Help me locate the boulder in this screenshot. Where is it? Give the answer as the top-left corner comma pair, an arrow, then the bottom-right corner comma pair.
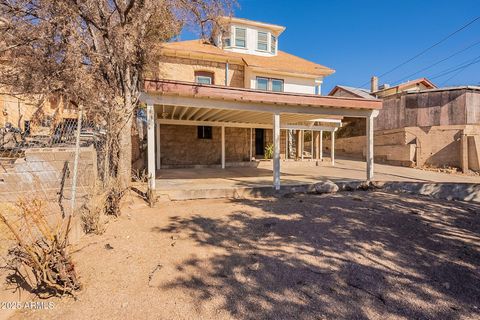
314,180 -> 339,194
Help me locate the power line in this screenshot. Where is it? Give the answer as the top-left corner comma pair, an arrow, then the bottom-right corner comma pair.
359,15 -> 480,87
429,54 -> 480,80
391,39 -> 480,85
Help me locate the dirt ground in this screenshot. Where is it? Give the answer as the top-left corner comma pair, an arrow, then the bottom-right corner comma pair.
3,191 -> 480,320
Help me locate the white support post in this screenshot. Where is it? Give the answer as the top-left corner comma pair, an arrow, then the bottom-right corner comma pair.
250,128 -> 253,161
331,130 -> 335,166
285,130 -> 287,160
366,115 -> 374,181
301,130 -> 304,161
147,104 -> 156,190
155,121 -> 161,169
320,130 -> 323,161
273,113 -> 281,190
221,126 -> 225,169
310,130 -> 314,160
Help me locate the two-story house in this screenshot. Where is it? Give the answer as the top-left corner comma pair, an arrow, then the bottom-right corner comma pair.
141,17 -> 382,190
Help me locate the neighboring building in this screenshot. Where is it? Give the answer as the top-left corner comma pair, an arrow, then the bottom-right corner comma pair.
141,17 -> 382,190
329,78 -> 480,172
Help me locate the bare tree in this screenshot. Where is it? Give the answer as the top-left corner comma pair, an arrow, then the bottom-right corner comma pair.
0,0 -> 234,189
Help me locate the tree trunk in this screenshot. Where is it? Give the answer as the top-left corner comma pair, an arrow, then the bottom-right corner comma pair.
117,110 -> 133,190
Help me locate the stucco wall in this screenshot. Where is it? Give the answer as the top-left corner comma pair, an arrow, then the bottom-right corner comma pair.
155,56 -> 245,88
245,69 -> 317,94
375,89 -> 480,131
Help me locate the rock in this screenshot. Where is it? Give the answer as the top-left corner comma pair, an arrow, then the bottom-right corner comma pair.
104,243 -> 114,250
314,181 -> 339,194
248,262 -> 261,271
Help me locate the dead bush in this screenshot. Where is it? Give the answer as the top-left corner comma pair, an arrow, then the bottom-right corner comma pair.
0,199 -> 81,297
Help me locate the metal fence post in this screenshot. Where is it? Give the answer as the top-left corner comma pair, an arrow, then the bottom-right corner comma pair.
70,105 -> 83,215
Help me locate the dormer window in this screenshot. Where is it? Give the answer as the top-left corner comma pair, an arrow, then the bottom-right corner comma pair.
235,27 -> 246,48
271,35 -> 277,54
257,31 -> 268,51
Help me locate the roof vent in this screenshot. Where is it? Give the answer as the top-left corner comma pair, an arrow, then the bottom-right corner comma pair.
379,84 -> 390,90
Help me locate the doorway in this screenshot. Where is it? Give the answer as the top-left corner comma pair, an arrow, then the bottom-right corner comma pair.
255,128 -> 265,156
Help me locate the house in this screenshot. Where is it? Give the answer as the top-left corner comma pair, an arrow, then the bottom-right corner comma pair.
329,78 -> 480,171
141,17 -> 382,190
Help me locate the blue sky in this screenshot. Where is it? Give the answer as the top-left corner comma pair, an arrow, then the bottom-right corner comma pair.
181,0 -> 480,94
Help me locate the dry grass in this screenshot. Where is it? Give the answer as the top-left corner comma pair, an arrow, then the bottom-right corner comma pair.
0,198 -> 81,297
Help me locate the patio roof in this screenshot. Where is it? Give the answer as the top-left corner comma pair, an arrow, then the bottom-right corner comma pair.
141,80 -> 381,191
141,80 -> 382,125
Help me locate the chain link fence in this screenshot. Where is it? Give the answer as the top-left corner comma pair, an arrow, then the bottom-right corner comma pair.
0,98 -> 111,255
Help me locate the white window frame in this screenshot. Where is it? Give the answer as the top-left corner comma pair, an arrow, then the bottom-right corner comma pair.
257,31 -> 269,51
270,34 -> 277,54
195,75 -> 212,85
256,77 -> 284,92
234,27 -> 247,48
256,77 -> 269,91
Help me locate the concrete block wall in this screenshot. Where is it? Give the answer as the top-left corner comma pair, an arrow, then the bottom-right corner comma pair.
328,125 -> 480,170
0,146 -> 97,202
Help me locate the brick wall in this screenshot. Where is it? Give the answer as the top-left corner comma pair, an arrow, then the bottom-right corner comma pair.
154,56 -> 245,88
158,125 -> 288,167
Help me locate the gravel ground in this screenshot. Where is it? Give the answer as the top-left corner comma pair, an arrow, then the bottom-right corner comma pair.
4,191 -> 480,320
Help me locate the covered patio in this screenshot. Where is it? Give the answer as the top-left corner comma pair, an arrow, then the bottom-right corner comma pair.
141,80 -> 382,192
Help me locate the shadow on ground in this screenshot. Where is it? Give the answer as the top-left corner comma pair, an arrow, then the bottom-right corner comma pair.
153,192 -> 480,319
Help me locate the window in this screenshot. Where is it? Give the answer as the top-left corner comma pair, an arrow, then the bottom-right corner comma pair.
256,77 -> 284,92
271,79 -> 284,92
195,71 -> 214,85
257,31 -> 268,51
271,35 -> 277,54
223,37 -> 231,48
197,126 -> 212,139
256,77 -> 269,91
235,27 -> 246,48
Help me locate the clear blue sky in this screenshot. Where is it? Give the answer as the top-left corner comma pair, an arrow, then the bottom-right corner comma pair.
181,0 -> 480,94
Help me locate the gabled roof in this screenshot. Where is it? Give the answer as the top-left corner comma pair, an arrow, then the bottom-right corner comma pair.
374,78 -> 437,95
159,40 -> 335,78
328,85 -> 376,100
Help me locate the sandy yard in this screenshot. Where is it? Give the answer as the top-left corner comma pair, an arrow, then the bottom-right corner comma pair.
2,191 -> 480,320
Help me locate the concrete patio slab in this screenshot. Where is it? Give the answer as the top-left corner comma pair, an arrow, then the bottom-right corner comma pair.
155,158 -> 480,200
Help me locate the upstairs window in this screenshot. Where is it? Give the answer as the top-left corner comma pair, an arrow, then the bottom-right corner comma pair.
195,71 -> 214,85
256,77 -> 284,92
256,77 -> 269,91
257,31 -> 268,51
271,79 -> 284,92
223,37 -> 231,47
271,35 -> 277,54
235,27 -> 246,48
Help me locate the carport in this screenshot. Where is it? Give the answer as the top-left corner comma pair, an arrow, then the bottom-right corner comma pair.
140,80 -> 382,191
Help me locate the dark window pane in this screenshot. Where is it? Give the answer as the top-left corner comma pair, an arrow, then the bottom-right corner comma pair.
197,126 -> 212,139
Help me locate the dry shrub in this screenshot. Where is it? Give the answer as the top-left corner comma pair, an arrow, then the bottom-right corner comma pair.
80,187 -> 109,235
0,198 -> 81,297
